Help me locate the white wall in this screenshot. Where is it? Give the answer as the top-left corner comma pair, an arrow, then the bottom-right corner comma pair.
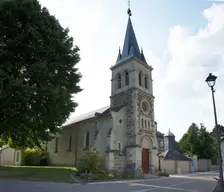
0,148 -> 15,166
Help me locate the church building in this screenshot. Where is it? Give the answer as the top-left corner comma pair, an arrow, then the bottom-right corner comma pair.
47,7 -> 165,174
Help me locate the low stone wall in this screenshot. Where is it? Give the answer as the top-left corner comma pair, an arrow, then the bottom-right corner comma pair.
198,159 -> 211,172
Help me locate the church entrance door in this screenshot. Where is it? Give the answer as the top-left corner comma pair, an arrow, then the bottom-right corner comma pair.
142,148 -> 149,173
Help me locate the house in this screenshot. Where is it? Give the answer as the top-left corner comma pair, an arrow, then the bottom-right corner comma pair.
159,130 -> 192,174
0,146 -> 22,166
47,8 -> 164,174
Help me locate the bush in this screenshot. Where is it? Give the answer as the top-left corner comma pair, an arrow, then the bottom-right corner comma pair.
158,172 -> 169,177
22,148 -> 43,166
78,148 -> 101,173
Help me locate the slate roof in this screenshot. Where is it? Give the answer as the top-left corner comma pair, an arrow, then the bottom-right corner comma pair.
63,107 -> 164,138
159,149 -> 191,161
164,129 -> 175,137
116,16 -> 147,64
156,131 -> 164,137
63,106 -> 110,127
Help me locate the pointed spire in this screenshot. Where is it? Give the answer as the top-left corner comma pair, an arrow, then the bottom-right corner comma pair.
116,46 -> 122,63
141,47 -> 147,63
120,16 -> 141,61
115,4 -> 147,64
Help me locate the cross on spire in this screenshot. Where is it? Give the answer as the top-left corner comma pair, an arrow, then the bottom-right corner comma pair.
127,0 -> 132,17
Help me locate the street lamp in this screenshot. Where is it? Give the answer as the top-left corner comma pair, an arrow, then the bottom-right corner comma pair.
205,73 -> 224,191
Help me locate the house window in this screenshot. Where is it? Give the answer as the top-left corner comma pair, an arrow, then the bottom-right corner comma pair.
138,72 -> 142,86
141,119 -> 144,128
84,132 -> 90,149
68,136 -> 72,151
55,137 -> 59,153
144,76 -> 148,89
125,71 -> 129,86
117,74 -> 121,89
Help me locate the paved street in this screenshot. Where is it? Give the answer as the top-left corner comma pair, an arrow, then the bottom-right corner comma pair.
0,172 -> 218,192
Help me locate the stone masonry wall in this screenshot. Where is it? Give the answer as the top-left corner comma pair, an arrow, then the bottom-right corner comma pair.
110,90 -> 135,146
136,89 -> 156,147
137,89 -> 154,128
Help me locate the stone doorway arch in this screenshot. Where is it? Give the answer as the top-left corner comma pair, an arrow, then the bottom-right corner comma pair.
141,136 -> 153,173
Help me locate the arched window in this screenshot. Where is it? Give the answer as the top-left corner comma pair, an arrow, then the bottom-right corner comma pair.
117,74 -> 121,89
144,76 -> 148,89
138,72 -> 142,86
125,71 -> 129,86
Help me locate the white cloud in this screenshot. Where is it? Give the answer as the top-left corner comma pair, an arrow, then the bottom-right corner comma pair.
154,4 -> 224,140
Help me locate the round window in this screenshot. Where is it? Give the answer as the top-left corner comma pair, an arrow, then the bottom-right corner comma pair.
142,101 -> 148,113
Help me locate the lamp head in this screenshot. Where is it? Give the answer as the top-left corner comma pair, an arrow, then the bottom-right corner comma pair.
205,73 -> 217,88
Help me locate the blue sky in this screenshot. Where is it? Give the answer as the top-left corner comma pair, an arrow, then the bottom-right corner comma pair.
39,0 -> 224,141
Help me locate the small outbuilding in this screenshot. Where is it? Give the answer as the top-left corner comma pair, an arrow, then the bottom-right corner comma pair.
0,146 -> 22,166
159,130 -> 192,174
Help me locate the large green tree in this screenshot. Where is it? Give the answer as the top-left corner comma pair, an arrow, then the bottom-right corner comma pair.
0,0 -> 82,148
210,124 -> 224,163
178,123 -> 214,159
211,124 -> 224,137
197,123 -> 214,158
178,123 -> 199,155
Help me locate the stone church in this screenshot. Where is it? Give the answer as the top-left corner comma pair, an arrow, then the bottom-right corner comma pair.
47,8 -> 166,174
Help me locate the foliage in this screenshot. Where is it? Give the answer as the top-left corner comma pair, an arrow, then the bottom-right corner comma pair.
21,147 -> 43,166
0,0 -> 82,148
78,148 -> 101,173
178,123 -> 200,156
210,124 -> 224,163
79,171 -> 135,181
197,124 -> 214,159
178,123 -> 216,159
211,125 -> 224,137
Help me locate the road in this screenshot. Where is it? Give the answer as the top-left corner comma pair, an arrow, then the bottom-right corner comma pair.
0,172 -> 218,192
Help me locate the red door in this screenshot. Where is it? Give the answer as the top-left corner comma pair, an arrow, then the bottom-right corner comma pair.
142,148 -> 149,173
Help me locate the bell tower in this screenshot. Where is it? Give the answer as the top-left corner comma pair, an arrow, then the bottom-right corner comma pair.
109,5 -> 158,172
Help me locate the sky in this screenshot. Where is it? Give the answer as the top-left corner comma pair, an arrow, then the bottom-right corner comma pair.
39,0 -> 224,141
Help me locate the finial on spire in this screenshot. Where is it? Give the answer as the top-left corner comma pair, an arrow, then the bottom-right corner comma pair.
127,0 -> 132,17
141,46 -> 143,54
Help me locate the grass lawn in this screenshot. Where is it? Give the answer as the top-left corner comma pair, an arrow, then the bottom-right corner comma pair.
0,166 -> 78,183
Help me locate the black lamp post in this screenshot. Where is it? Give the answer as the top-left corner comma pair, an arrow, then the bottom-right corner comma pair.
205,73 -> 223,191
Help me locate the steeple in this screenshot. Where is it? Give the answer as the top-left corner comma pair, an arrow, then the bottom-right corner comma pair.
116,4 -> 147,64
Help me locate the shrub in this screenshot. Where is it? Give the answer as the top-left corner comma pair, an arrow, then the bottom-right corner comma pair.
78,148 -> 101,173
158,172 -> 169,177
22,148 -> 43,166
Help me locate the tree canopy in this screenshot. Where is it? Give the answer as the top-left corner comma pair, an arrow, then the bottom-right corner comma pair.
0,0 -> 82,148
211,124 -> 224,137
178,123 -> 215,159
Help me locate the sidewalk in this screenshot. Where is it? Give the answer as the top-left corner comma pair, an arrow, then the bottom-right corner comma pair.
170,171 -> 218,177
169,171 -> 218,181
